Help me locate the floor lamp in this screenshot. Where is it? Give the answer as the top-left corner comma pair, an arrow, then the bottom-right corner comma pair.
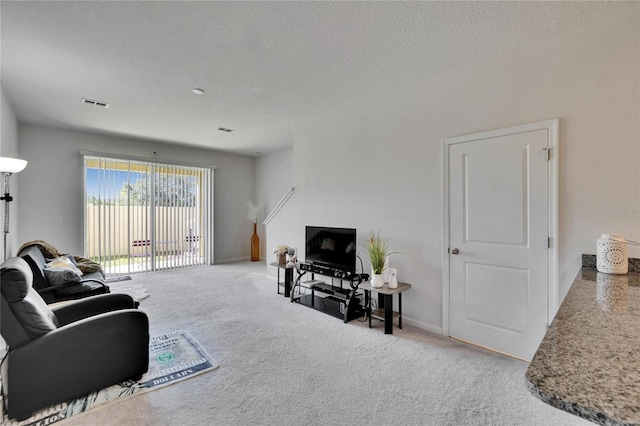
0,157 -> 28,261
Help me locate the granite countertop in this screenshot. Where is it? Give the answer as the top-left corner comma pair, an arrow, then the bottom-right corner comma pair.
526,266 -> 640,425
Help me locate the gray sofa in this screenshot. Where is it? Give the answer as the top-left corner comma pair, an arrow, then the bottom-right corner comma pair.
18,245 -> 109,304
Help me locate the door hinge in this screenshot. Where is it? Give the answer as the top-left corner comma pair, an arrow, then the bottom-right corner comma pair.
547,237 -> 551,249
539,147 -> 550,161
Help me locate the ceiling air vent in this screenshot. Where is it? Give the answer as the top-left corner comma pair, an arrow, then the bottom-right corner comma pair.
218,127 -> 233,133
81,98 -> 110,109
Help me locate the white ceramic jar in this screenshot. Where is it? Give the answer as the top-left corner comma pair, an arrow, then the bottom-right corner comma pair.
596,234 -> 628,274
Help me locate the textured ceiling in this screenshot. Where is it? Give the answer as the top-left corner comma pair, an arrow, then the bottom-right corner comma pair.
1,1 -> 635,156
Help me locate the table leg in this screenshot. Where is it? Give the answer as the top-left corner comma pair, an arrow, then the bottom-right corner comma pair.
384,294 -> 393,334
284,268 -> 292,298
366,290 -> 371,328
277,267 -> 281,295
399,293 -> 402,329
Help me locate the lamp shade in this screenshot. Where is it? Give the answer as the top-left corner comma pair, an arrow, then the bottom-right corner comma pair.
0,157 -> 27,174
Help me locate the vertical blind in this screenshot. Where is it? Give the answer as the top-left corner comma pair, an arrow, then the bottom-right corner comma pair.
83,154 -> 213,277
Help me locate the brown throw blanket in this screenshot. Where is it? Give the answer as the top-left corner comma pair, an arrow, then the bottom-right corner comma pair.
18,240 -> 105,278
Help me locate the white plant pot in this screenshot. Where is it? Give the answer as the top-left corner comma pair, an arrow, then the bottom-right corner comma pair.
371,273 -> 385,288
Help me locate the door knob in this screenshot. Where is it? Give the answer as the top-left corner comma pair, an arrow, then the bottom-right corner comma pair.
450,248 -> 459,255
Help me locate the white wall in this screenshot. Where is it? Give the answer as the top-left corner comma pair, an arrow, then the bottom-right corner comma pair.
0,86 -> 21,259
255,148 -> 293,263
262,8 -> 640,332
17,124 -> 256,262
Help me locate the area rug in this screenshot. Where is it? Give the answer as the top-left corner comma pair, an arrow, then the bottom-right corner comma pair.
3,330 -> 218,426
106,276 -> 150,302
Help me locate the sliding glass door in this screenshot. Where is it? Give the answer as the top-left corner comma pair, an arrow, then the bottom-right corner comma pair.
84,154 -> 213,277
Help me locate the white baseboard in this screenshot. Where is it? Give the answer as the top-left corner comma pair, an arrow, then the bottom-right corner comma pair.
402,317 -> 443,335
214,256 -> 251,264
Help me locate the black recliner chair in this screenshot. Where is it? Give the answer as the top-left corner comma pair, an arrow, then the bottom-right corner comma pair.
18,244 -> 110,304
0,257 -> 149,421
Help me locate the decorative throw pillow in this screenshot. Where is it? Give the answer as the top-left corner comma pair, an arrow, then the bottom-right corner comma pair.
43,268 -> 81,287
46,256 -> 84,276
44,256 -> 83,286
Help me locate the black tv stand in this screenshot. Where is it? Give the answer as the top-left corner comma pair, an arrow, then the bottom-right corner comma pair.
310,282 -> 351,297
291,263 -> 366,323
298,262 -> 358,280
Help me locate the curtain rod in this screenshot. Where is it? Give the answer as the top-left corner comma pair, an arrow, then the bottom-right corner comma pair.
79,150 -> 216,170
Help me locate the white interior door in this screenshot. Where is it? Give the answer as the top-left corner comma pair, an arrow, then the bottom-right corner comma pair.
446,122 -> 555,361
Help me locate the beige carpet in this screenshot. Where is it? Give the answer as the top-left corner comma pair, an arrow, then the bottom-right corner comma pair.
57,261 -> 589,426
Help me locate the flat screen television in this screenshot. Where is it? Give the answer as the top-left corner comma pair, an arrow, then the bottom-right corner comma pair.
305,226 -> 356,272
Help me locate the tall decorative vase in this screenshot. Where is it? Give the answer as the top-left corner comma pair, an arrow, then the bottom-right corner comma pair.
251,223 -> 259,261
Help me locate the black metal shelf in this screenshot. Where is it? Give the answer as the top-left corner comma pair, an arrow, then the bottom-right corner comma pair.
291,267 -> 365,323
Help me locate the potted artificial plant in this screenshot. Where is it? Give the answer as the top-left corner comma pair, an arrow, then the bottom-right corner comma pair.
364,231 -> 398,288
273,244 -> 289,265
